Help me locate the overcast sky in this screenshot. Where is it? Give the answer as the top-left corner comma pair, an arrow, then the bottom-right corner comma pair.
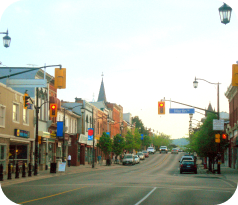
1,0 -> 238,140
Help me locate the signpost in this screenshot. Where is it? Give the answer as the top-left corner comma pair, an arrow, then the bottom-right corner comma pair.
169,108 -> 195,114
213,119 -> 224,131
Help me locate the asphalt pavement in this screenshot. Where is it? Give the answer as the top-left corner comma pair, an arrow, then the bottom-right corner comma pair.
1,157 -> 238,187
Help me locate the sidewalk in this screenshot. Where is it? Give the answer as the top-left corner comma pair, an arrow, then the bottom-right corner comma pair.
0,161 -> 122,187
197,159 -> 238,183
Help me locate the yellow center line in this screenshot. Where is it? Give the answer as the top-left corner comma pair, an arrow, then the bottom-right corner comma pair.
19,186 -> 88,204
139,154 -> 170,173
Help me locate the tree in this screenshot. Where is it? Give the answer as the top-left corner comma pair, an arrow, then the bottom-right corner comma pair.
97,132 -> 112,161
112,134 -> 125,162
133,129 -> 142,151
125,130 -> 134,153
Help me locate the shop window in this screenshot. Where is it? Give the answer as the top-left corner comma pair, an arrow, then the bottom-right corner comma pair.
0,105 -> 6,127
13,103 -> 20,122
0,144 -> 6,171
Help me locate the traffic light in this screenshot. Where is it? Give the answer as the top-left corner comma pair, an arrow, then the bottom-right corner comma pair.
158,101 -> 165,114
232,64 -> 238,86
50,103 -> 57,117
23,94 -> 30,109
54,68 -> 66,89
222,133 -> 227,140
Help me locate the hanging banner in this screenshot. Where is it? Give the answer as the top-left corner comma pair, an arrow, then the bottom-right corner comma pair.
57,121 -> 64,137
88,128 -> 94,140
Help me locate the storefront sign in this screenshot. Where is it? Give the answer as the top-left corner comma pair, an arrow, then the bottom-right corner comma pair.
50,131 -> 57,138
78,134 -> 87,144
95,135 -> 100,140
58,162 -> 66,172
14,129 -> 30,138
38,131 -> 50,138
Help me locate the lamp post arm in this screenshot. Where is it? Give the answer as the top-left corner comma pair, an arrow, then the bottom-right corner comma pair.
195,78 -> 221,85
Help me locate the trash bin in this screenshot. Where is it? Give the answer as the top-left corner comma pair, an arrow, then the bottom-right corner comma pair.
50,163 -> 57,173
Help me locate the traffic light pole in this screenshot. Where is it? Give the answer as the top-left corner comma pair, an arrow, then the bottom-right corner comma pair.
34,87 -> 39,175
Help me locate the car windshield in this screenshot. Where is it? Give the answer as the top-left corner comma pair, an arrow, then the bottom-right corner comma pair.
143,151 -> 147,153
160,146 -> 167,148
124,155 -> 133,158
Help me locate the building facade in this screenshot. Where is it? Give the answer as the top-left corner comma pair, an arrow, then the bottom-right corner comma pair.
0,82 -> 34,174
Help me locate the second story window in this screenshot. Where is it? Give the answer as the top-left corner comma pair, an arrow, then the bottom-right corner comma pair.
0,105 -> 6,128
23,109 -> 29,125
13,103 -> 19,123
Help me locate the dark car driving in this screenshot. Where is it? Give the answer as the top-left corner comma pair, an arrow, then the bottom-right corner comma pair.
180,160 -> 197,174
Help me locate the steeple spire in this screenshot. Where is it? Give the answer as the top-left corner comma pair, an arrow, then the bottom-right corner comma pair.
97,72 -> 107,103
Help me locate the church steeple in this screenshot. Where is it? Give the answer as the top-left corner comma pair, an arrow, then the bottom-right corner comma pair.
97,72 -> 107,103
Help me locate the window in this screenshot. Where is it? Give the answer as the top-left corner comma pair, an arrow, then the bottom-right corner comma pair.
0,144 -> 7,171
13,102 -> 20,122
23,108 -> 29,125
0,105 -> 6,127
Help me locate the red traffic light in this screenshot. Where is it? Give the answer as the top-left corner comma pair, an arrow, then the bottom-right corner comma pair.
51,105 -> 56,110
222,134 -> 227,140
159,103 -> 164,107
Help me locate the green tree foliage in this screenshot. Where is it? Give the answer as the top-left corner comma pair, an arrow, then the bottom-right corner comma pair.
132,116 -> 149,136
97,132 -> 112,159
112,134 -> 125,157
133,129 -> 142,151
125,130 -> 134,153
151,133 -> 171,150
142,135 -> 151,149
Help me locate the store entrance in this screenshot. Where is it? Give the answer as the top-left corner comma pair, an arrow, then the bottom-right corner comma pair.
9,144 -> 28,169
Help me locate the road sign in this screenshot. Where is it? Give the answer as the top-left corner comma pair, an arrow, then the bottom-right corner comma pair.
213,119 -> 224,131
169,108 -> 195,114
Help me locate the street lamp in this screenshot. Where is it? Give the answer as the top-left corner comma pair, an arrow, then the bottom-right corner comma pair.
193,77 -> 221,174
219,3 -> 232,25
0,29 -> 11,48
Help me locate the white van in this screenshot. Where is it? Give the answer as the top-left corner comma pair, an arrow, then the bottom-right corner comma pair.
147,147 -> 155,154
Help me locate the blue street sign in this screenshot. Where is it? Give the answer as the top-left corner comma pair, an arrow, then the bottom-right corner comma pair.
169,108 -> 195,114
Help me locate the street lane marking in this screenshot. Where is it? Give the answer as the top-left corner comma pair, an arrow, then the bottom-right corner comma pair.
18,186 -> 88,204
134,187 -> 157,205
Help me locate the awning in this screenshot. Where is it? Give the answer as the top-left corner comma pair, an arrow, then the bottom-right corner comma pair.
38,131 -> 50,138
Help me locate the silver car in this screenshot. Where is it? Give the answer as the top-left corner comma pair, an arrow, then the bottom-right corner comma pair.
122,154 -> 136,165
134,155 -> 140,164
137,152 -> 145,160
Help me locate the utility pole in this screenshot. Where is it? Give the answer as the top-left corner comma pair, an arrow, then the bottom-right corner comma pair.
34,87 -> 39,175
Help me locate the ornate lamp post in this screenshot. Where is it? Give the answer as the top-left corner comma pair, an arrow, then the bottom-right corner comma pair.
0,29 -> 11,48
193,77 -> 221,174
219,3 -> 232,25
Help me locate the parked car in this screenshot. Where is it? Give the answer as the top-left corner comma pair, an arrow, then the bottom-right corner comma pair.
171,148 -> 179,154
134,155 -> 140,164
137,152 -> 145,160
179,156 -> 194,166
147,147 -> 155,154
180,160 -> 197,174
159,146 -> 168,154
122,154 -> 136,165
142,151 -> 149,158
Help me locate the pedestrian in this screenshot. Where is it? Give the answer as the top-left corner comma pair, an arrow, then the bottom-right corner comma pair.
98,155 -> 101,165
67,154 -> 71,167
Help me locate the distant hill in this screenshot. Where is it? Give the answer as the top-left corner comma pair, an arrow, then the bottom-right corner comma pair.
172,138 -> 189,146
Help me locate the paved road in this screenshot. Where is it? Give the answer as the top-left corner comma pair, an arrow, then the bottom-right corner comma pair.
2,152 -> 237,205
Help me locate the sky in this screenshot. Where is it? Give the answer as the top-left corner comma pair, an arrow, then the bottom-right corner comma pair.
1,0 -> 238,141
